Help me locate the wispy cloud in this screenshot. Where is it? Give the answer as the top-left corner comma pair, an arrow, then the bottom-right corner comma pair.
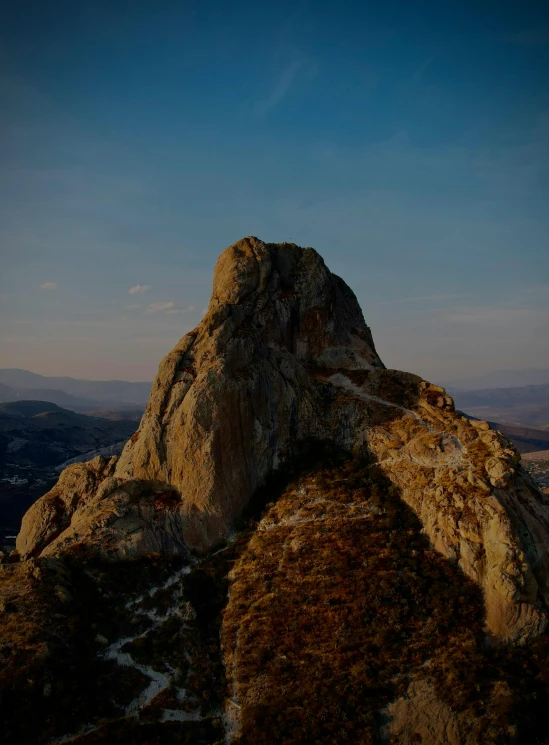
40,281 -> 57,289
378,292 -> 466,306
411,54 -> 436,84
124,304 -> 141,310
146,301 -> 175,313
307,107 -> 549,202
166,305 -> 195,315
128,284 -> 151,295
146,302 -> 195,315
256,59 -> 304,115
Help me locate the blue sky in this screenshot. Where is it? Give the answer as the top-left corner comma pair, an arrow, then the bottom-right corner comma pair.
1,0 -> 548,382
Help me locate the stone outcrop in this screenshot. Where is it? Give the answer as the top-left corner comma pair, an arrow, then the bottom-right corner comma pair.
17,455 -> 118,558
382,680 -> 480,745
112,237 -> 383,552
348,374 -> 549,644
16,237 -> 549,645
17,455 -> 188,561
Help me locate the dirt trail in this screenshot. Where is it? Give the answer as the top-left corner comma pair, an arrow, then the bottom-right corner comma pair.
49,562 -> 223,744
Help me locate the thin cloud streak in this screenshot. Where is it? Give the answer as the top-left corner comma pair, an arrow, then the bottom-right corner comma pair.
411,54 -> 436,84
146,301 -> 175,313
255,59 -> 304,115
40,281 -> 57,289
166,305 -> 195,315
376,293 -> 467,305
128,284 -> 151,295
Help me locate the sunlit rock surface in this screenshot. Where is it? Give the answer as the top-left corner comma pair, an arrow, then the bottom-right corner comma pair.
18,237 -> 549,648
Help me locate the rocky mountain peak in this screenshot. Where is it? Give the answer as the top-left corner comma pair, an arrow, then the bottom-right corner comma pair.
6,237 -> 549,744
110,236 -> 385,549
207,236 -> 382,369
15,237 -> 549,650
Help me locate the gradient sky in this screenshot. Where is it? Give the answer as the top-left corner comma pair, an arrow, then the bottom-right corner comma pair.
1,0 -> 548,384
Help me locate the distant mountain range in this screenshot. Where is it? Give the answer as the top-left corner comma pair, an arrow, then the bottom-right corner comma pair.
0,400 -> 137,535
452,383 -> 549,429
2,367 -> 549,429
444,368 -> 549,390
454,384 -> 549,407
0,400 -> 137,470
0,369 -> 151,412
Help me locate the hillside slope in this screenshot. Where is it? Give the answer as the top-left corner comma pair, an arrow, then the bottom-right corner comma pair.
453,384 -> 549,429
0,402 -> 136,539
0,401 -> 136,470
0,370 -> 151,406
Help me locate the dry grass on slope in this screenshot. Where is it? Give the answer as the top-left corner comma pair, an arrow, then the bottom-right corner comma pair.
0,555 -> 188,745
222,446 -> 549,745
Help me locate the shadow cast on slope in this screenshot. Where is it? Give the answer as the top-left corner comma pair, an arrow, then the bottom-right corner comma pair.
221,442 -> 549,745
2,441 -> 549,745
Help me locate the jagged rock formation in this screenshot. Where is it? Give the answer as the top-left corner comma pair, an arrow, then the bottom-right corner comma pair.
112,237 -> 384,551
19,237 -> 383,558
5,236 -> 549,744
17,455 -> 188,561
17,237 -> 549,649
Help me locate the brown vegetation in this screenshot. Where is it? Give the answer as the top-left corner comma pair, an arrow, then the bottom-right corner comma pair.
3,441 -> 549,744
0,556 -> 155,744
222,445 -> 549,745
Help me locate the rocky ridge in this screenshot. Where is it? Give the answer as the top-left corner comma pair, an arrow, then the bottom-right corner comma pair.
4,237 -> 549,744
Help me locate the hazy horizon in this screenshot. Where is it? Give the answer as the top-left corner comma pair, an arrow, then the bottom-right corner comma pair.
3,355 -> 549,390
2,1 -> 548,382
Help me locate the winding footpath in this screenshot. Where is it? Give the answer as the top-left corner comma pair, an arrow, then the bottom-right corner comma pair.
49,563 -> 212,744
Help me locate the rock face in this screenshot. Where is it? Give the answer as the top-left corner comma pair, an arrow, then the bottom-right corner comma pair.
16,237 -> 549,646
113,237 -> 383,551
382,680 -> 480,745
17,455 -> 188,561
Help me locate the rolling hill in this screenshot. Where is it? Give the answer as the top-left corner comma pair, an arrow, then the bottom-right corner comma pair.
0,400 -> 136,470
0,369 -> 151,406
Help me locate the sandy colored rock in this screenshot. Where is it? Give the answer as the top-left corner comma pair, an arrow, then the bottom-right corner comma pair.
17,455 -> 118,558
16,237 -> 549,644
382,680 -> 478,745
114,237 -> 383,551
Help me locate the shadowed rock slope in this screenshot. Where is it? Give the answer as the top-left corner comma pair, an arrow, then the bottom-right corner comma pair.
4,237 -> 549,744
